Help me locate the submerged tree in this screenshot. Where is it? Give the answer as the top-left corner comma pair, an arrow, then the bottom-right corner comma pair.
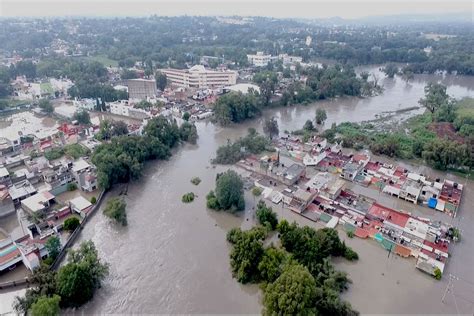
263,117 -> 279,139
103,197 -> 127,226
382,63 -> 399,78
316,108 -> 327,125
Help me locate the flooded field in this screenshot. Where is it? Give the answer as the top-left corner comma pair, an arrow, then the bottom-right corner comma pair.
0,111 -> 58,141
1,67 -> 473,314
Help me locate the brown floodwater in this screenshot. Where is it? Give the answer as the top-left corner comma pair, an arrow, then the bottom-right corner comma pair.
2,67 -> 474,314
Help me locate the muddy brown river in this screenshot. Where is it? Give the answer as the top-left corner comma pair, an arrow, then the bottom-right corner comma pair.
2,66 -> 474,314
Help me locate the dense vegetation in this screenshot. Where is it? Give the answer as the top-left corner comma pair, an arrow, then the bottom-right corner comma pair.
213,91 -> 261,125
1,17 -> 471,77
327,90 -> 473,171
226,202 -> 359,315
14,241 -> 108,314
63,217 -> 80,231
213,128 -> 272,164
92,116 -> 196,189
206,170 -> 245,212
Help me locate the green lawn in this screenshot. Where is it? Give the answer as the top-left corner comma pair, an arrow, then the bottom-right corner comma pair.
40,82 -> 54,94
455,97 -> 474,117
86,55 -> 119,67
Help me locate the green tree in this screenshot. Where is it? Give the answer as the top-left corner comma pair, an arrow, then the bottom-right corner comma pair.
228,227 -> 266,283
401,67 -> 414,83
103,197 -> 127,226
179,121 -> 198,144
55,241 -> 109,307
258,247 -> 289,283
63,217 -> 80,231
382,63 -> 399,78
256,200 -> 278,230
263,264 -> 317,316
14,265 -> 57,314
182,111 -> 191,121
67,182 -> 77,191
263,117 -> 279,139
213,92 -> 260,125
419,83 -> 450,116
155,71 -> 168,91
73,110 -> 91,125
303,119 -> 316,131
30,295 -> 61,316
214,170 -> 245,211
316,108 -> 327,125
39,99 -> 54,114
45,236 -> 61,261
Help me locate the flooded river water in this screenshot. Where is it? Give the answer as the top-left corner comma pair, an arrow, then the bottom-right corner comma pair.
2,67 -> 474,314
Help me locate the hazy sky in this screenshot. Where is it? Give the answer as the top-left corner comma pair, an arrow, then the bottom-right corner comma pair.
0,0 -> 471,19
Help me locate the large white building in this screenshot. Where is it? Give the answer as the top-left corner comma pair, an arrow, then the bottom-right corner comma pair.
109,100 -> 150,120
160,65 -> 237,88
247,52 -> 274,67
247,52 -> 302,67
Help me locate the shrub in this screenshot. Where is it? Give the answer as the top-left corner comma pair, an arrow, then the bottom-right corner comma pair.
190,177 -> 201,185
182,192 -> 195,203
63,217 -> 80,232
346,231 -> 354,238
67,183 -> 77,191
434,267 -> 442,280
256,201 -> 278,230
44,148 -> 65,161
343,247 -> 359,261
90,196 -> 97,204
252,187 -> 263,196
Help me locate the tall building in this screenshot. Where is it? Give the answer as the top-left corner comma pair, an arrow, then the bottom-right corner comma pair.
247,52 -> 274,67
161,65 -> 237,88
126,79 -> 157,100
306,36 -> 312,46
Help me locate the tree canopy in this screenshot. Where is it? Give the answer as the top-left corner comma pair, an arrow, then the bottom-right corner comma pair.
213,170 -> 245,212
263,264 -> 317,316
103,197 -> 127,226
263,117 -> 279,139
29,295 -> 61,316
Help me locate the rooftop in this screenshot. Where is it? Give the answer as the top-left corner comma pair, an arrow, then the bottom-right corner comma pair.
21,191 -> 55,213
69,195 -> 92,211
72,159 -> 91,173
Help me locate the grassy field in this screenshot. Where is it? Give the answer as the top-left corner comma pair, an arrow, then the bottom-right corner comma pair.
455,97 -> 474,118
86,55 -> 119,67
40,82 -> 54,94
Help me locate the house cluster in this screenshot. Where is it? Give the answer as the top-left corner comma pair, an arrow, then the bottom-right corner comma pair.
279,135 -> 464,217
0,137 -> 99,276
235,135 -> 461,278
